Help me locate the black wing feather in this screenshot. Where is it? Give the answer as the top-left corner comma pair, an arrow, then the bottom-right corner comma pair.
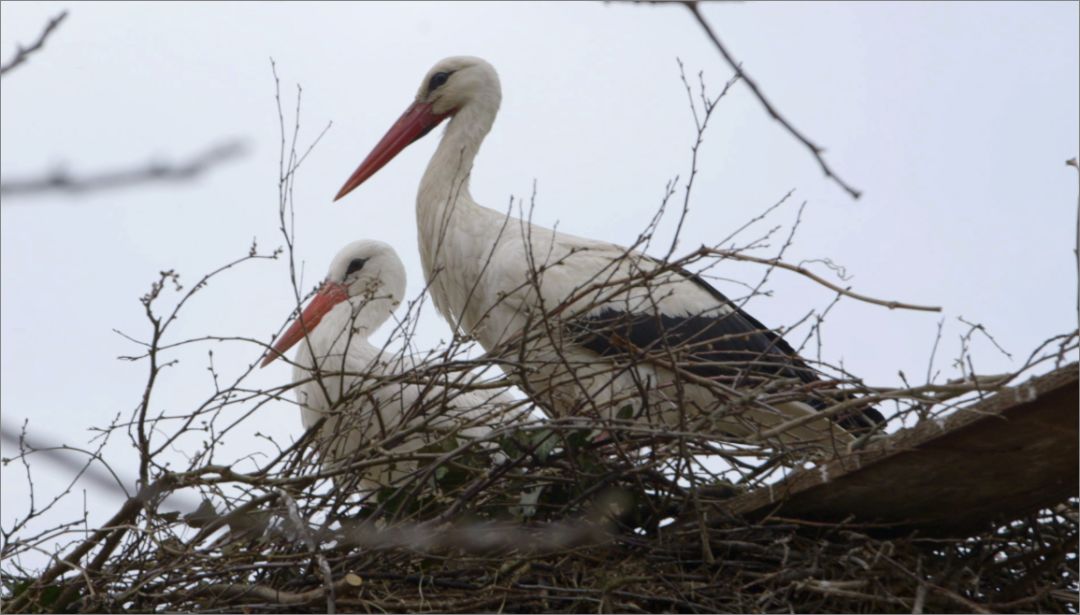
568,264 -> 884,431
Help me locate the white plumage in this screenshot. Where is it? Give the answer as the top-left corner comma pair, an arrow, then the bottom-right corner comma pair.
262,240 -> 521,491
335,57 -> 877,447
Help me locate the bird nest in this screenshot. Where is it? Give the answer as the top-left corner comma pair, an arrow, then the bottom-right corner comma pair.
3,205 -> 1077,613
4,488 -> 1077,614
3,383 -> 1077,613
3,217 -> 1078,613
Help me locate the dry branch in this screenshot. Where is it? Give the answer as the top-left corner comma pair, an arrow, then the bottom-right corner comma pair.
0,11 -> 68,77
705,248 -> 942,312
0,142 -> 246,198
682,1 -> 863,199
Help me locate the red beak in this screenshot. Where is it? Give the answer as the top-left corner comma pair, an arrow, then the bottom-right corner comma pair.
333,101 -> 451,202
260,282 -> 349,368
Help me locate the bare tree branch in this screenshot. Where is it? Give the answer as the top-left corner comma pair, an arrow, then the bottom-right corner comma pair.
0,425 -> 132,499
0,11 -> 68,78
704,248 -> 942,312
0,142 -> 246,198
682,1 -> 863,200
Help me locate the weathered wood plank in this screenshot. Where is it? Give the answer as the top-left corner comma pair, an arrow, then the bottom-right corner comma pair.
723,363 -> 1079,537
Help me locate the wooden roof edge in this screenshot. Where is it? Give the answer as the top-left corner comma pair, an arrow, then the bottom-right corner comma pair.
908,362 -> 1077,438
724,362 -> 1079,517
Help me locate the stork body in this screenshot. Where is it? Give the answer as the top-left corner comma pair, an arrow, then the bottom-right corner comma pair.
263,240 -> 520,490
335,58 -> 879,446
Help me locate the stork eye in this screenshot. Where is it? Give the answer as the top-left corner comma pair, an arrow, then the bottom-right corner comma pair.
345,258 -> 367,276
427,71 -> 451,93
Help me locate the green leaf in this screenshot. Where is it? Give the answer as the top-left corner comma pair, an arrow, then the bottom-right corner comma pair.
39,585 -> 62,607
158,510 -> 181,523
375,486 -> 407,517
184,499 -> 219,528
376,486 -> 400,504
441,436 -> 460,453
227,510 -> 272,539
3,579 -> 30,599
498,434 -> 525,459
616,404 -> 635,420
567,430 -> 591,449
531,429 -> 558,462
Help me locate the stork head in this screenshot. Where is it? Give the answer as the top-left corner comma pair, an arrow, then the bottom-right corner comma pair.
334,56 -> 501,201
415,56 -> 500,117
261,240 -> 406,367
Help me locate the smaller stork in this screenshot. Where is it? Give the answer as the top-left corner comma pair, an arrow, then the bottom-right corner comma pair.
262,240 -> 521,491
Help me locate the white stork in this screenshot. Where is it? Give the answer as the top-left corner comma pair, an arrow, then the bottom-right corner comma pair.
262,239 -> 521,490
333,57 -> 880,447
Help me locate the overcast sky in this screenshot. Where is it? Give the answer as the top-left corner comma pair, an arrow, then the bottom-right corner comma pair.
2,1 -> 1078,553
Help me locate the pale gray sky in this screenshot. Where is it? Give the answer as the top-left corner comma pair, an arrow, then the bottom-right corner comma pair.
2,1 -> 1078,551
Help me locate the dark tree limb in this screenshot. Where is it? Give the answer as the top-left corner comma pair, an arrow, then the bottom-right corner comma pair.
683,1 -> 863,200
0,142 -> 246,199
0,11 -> 69,78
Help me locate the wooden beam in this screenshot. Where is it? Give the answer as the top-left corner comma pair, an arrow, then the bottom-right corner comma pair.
722,363 -> 1079,537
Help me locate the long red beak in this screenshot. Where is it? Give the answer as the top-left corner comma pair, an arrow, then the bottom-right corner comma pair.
333,101 -> 451,202
260,282 -> 349,368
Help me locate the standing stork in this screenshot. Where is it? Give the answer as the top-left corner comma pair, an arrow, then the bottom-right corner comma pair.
262,239 -> 521,490
333,57 -> 880,447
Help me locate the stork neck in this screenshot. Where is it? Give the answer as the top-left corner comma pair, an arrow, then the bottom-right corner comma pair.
415,94 -> 501,326
418,98 -> 496,215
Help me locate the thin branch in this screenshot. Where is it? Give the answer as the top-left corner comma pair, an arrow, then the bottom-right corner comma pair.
683,1 -> 863,199
704,248 -> 942,312
0,141 -> 246,198
0,11 -> 68,77
0,425 -> 132,499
